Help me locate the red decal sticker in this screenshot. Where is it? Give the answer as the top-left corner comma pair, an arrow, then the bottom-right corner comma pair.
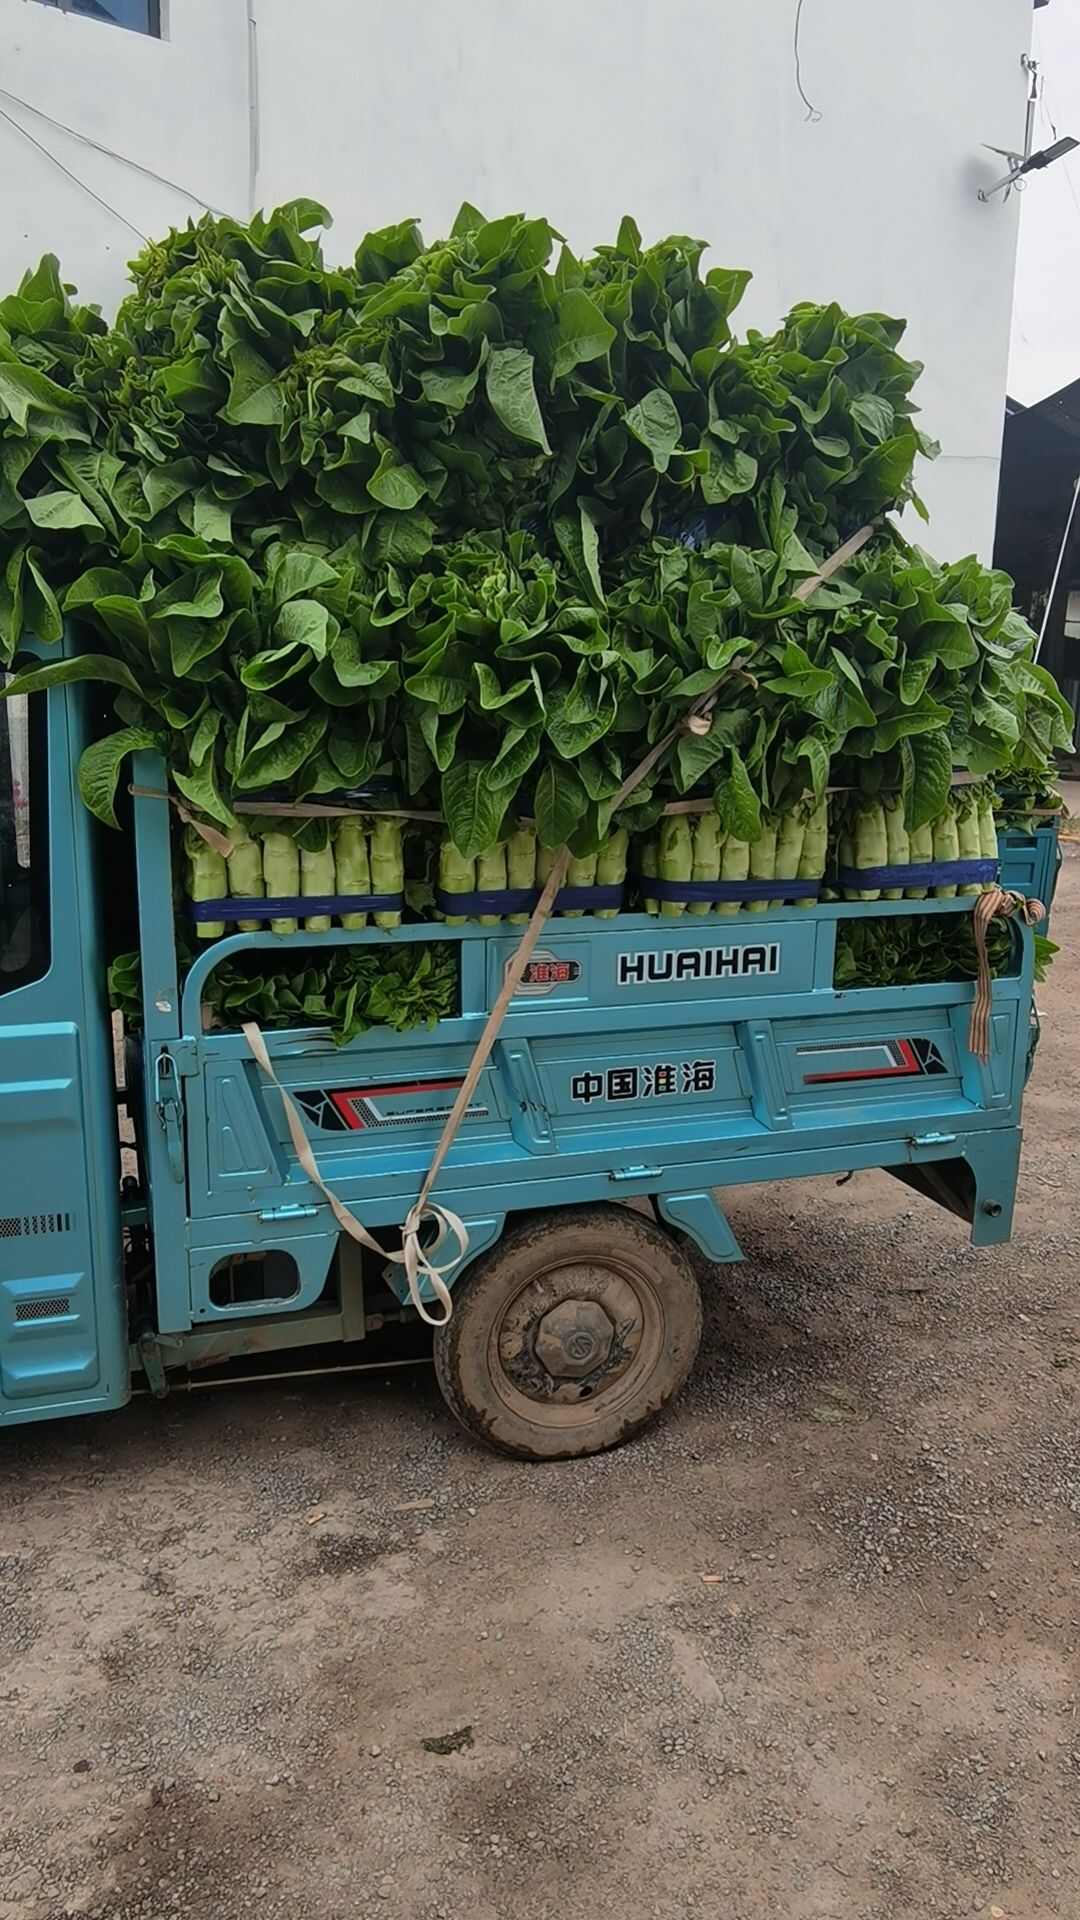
329,1077 -> 465,1129
803,1038 -> 921,1085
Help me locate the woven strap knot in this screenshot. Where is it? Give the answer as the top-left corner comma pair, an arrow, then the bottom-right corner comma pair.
969,888 -> 1045,1061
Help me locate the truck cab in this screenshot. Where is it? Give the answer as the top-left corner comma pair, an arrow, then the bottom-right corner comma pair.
0,669 -> 127,1420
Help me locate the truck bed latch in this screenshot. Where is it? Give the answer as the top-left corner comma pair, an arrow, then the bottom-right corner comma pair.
153,1049 -> 185,1185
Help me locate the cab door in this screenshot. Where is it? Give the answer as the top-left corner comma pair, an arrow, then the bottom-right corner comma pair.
0,666 -> 129,1422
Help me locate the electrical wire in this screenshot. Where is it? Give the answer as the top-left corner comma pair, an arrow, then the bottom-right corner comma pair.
1040,84 -> 1080,230
793,0 -> 822,123
0,84 -> 231,217
0,101 -> 149,242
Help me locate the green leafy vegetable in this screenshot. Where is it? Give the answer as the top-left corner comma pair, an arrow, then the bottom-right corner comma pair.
834,915 -> 1057,989
112,941 -> 457,1046
0,199 -> 1066,905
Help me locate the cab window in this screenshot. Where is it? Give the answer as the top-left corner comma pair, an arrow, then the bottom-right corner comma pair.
0,680 -> 49,992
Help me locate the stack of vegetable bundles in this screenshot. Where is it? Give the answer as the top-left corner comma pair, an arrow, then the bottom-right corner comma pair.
831,783 -> 999,901
635,798 -> 827,916
186,815 -> 404,936
0,199 -> 1070,941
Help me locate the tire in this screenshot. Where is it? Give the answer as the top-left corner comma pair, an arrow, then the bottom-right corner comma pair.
433,1204 -> 704,1461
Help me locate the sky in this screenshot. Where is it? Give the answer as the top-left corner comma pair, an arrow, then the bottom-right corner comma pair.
1009,3 -> 1080,404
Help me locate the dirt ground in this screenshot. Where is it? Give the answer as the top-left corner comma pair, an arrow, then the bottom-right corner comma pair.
3,833 -> 1080,1920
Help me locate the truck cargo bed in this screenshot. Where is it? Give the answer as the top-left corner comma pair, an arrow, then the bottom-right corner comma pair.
136,901 -> 1033,1332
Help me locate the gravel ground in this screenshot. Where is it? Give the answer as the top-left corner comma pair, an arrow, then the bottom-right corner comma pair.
3,833 -> 1080,1920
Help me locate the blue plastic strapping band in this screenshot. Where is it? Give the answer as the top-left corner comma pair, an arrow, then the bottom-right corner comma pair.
434,884 -> 624,916
833,859 -> 999,889
190,892 -> 402,923
640,875 -> 820,903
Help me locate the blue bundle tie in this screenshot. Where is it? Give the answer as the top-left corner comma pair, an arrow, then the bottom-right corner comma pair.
656,506 -> 726,550
190,892 -> 402,923
434,883 -> 624,917
833,859 -> 999,890
640,875 -> 820,903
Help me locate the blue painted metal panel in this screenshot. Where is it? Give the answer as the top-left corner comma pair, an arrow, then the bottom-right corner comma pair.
997,824 -> 1060,931
189,1232 -> 337,1322
132,750 -> 192,1333
657,1192 -> 744,1264
485,918 -> 817,1007
0,646 -> 128,1423
381,1213 -> 505,1309
177,1122 -> 1018,1251
168,907 -> 1032,1331
1,1267 -> 100,1399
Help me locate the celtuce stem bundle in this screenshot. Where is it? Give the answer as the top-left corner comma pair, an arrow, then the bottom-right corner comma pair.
634,802 -> 827,917
189,819 -> 405,934
835,785 -> 1001,901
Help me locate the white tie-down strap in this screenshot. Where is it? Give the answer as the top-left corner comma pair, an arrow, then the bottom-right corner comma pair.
241,1022 -> 464,1326
235,517 -> 881,1336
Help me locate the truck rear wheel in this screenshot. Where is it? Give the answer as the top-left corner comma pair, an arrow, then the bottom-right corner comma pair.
432,1205 -> 703,1460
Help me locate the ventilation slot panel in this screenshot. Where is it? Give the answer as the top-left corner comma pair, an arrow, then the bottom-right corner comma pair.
14,1295 -> 72,1323
0,1212 -> 74,1239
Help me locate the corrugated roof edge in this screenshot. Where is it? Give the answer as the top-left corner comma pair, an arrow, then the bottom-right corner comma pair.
1007,378 -> 1080,447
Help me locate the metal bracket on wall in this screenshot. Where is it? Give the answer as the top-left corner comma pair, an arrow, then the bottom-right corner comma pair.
978,56 -> 1078,201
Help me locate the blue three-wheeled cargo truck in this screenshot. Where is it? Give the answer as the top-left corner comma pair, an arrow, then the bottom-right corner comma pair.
0,655 -> 1050,1458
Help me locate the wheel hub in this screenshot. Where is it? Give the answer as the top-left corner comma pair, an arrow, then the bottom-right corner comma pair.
497,1263 -> 648,1406
535,1299 -> 615,1379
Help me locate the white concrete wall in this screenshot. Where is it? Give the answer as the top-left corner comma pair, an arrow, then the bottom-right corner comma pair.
0,0 -> 1034,563
0,0 -> 249,313
251,0 -> 1034,564
1009,0 -> 1080,406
